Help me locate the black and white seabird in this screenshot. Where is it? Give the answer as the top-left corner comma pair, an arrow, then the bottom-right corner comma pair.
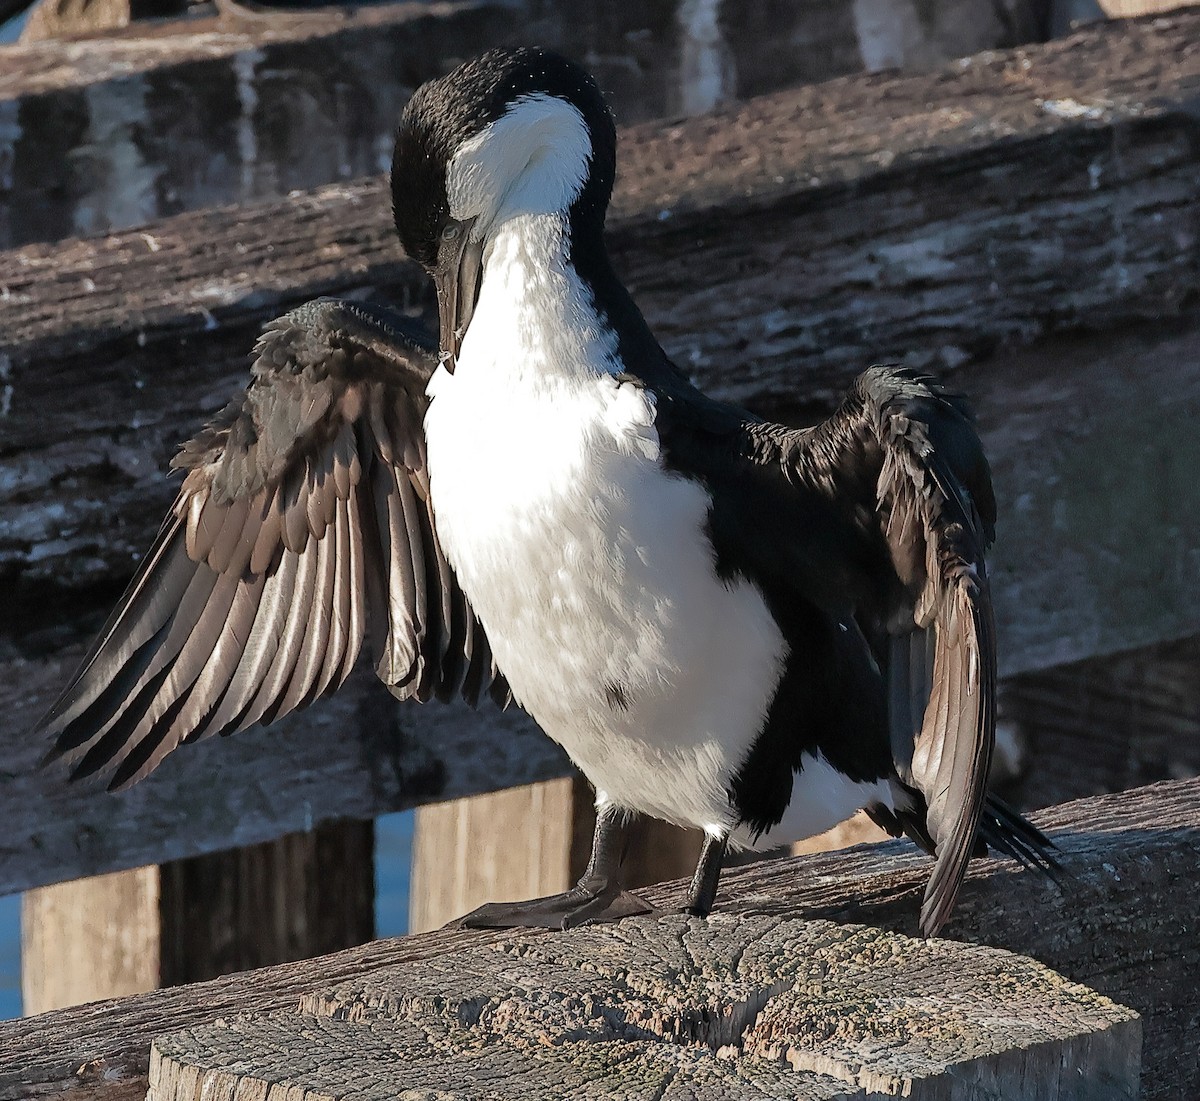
38,47 -> 1055,938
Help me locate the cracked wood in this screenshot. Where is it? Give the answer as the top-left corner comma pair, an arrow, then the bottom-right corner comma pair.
149,914 -> 1138,1100
5,776 -> 1196,1100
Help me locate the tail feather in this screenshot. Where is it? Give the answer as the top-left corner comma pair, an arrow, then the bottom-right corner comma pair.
868,790 -> 1063,935
978,795 -> 1064,885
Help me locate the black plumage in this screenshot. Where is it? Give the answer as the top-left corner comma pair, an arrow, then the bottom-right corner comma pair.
608,358 -> 1036,934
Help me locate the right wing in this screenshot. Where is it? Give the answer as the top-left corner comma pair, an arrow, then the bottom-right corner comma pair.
37,298 -> 505,790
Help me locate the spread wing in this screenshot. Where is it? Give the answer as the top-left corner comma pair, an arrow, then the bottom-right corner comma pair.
38,298 -> 505,790
775,366 -> 998,936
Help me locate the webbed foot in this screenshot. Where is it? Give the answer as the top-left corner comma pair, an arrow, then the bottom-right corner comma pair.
454,886 -> 653,930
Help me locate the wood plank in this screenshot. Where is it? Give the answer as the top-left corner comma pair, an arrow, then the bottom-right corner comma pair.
3,11 -> 1197,611
0,0 -> 1047,248
23,821 -> 374,1014
150,916 -> 1139,1100
409,779 -> 577,935
21,867 -> 160,1015
4,776 -> 1197,1101
19,0 -> 140,43
1101,0 -> 1193,13
1004,633 -> 1200,807
409,776 -> 706,933
0,655 -> 557,897
156,818 -> 375,986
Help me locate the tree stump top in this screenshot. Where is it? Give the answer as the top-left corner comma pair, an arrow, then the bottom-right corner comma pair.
149,912 -> 1139,1100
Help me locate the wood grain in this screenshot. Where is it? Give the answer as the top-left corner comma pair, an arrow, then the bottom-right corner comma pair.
5,777 -> 1197,1100
0,0 -> 1047,248
409,774 -> 708,933
149,914 -> 1139,1100
156,818 -> 375,986
409,780 -> 577,935
21,866 -> 160,1016
3,12 -> 1197,610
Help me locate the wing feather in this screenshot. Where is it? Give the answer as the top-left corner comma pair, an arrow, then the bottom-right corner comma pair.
776,365 -> 1002,936
38,299 -> 507,789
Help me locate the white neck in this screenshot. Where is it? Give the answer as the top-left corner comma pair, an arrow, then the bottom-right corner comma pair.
433,212 -> 620,396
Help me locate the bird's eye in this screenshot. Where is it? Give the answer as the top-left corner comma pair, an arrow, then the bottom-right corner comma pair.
441,222 -> 460,242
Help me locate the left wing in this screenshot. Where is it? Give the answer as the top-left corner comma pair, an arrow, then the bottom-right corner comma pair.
754,366 -> 1002,936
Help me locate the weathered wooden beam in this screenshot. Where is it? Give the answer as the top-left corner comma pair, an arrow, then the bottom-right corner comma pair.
2,13 -> 1198,896
0,652 -> 556,896
1004,632 -> 1200,806
0,0 -> 1048,248
3,777 -> 1198,1100
149,916 -> 1139,1101
3,11 -> 1197,610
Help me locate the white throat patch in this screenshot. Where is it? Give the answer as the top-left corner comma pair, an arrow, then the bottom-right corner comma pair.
446,93 -> 592,233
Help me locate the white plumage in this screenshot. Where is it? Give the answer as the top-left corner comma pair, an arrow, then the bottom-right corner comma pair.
425,208 -> 891,842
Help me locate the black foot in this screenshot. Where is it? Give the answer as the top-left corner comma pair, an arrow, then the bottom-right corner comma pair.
453,886 -> 654,931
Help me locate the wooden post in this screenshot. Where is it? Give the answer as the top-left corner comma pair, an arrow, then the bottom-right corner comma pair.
10,775 -> 1200,1100
409,780 -> 578,934
22,820 -> 373,1015
151,912 -> 1140,1100
410,776 -> 705,932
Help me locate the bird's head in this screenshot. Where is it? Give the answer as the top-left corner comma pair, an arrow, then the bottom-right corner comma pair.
391,47 -> 616,372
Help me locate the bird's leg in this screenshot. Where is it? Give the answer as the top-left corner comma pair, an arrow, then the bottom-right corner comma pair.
454,802 -> 654,930
682,832 -> 728,917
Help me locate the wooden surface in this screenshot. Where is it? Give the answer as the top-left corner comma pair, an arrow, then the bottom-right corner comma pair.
1004,633 -> 1200,808
3,13 -> 1199,896
157,818 -> 375,986
5,11 -> 1198,608
6,776 -> 1198,1100
24,820 -> 374,1013
0,0 -> 1047,248
150,915 -> 1139,1100
21,866 -> 160,1015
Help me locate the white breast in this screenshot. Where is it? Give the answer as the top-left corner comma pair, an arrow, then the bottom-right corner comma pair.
423,213 -> 879,840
